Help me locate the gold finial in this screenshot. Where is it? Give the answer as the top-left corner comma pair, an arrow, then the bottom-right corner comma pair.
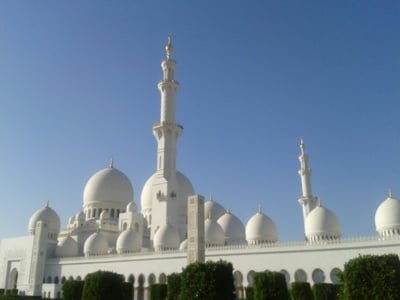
165,34 -> 173,59
389,188 -> 393,198
109,156 -> 114,168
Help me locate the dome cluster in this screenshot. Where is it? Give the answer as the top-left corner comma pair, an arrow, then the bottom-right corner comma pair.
375,191 -> 400,238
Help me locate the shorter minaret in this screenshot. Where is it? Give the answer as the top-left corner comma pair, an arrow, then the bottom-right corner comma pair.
298,139 -> 318,230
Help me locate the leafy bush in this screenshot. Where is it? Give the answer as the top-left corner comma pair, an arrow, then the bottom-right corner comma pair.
253,271 -> 289,300
312,283 -> 339,300
150,283 -> 167,300
245,287 -> 254,300
62,279 -> 84,300
289,281 -> 313,300
81,271 -> 124,300
166,273 -> 181,300
340,254 -> 400,300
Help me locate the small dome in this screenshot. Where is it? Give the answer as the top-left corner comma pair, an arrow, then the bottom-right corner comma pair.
76,211 -> 85,221
68,215 -> 76,225
28,204 -> 61,235
375,191 -> 400,236
153,223 -> 180,251
140,171 -> 194,214
83,231 -> 109,256
116,228 -> 141,254
179,239 -> 188,251
56,236 -> 79,257
305,205 -> 341,242
83,164 -> 133,208
246,209 -> 277,245
205,217 -> 225,247
204,195 -> 225,220
217,210 -> 246,245
126,202 -> 137,213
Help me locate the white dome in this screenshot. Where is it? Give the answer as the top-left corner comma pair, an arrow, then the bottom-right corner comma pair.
153,223 -> 180,251
179,239 -> 188,251
246,209 -> 277,245
204,195 -> 225,220
126,201 -> 137,213
305,205 -> 341,242
375,192 -> 400,236
56,236 -> 79,257
116,228 -> 141,254
76,211 -> 85,221
217,211 -> 246,245
28,204 -> 61,235
140,171 -> 194,214
205,217 -> 225,247
83,165 -> 133,208
83,231 -> 109,256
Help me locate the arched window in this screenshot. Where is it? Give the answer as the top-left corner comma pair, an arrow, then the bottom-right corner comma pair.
61,276 -> 66,284
111,209 -> 115,218
159,273 -> 167,284
312,268 -> 325,283
148,273 -> 156,285
247,270 -> 255,287
280,270 -> 290,287
77,276 -> 82,281
68,276 -> 74,281
123,223 -> 128,231
128,274 -> 135,284
54,276 -> 59,284
294,269 -> 307,282
92,209 -> 96,218
330,268 -> 341,284
47,276 -> 52,284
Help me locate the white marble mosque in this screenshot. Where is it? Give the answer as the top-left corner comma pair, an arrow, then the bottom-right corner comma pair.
1,37 -> 400,299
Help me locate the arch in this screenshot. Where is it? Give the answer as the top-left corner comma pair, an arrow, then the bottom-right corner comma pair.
76,276 -> 82,281
68,276 -> 74,281
247,270 -> 255,287
294,269 -> 307,282
123,223 -> 128,231
312,268 -> 325,283
128,274 -> 135,283
54,276 -> 59,284
117,209 -> 120,217
111,209 -> 115,218
137,274 -> 145,300
148,273 -> 156,285
233,270 -> 243,287
330,268 -> 341,284
8,268 -> 18,290
159,273 -> 167,284
61,276 -> 66,284
92,209 -> 96,218
47,276 -> 52,284
280,269 -> 290,286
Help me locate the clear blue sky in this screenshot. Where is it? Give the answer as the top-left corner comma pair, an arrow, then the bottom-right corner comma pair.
0,1 -> 399,241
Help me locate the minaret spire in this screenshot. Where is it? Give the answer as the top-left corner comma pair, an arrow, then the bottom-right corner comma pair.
153,35 -> 182,178
298,139 -> 318,231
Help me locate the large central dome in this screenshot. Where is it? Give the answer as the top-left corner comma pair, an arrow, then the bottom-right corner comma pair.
83,163 -> 133,208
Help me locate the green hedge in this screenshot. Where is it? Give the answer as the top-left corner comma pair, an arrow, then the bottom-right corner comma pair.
340,254 -> 400,300
82,271 -> 125,300
289,282 -> 313,300
166,273 -> 181,300
62,279 -> 84,300
253,271 -> 289,300
312,283 -> 340,300
245,287 -> 254,300
0,297 -> 41,300
150,284 -> 167,300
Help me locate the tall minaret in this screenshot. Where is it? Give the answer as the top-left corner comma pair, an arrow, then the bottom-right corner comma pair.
147,36 -> 187,241
153,35 -> 182,179
298,139 -> 317,228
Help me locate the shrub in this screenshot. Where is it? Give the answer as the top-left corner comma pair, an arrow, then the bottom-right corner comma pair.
253,271 -> 289,300
340,254 -> 400,300
150,283 -> 167,300
166,273 -> 181,300
289,281 -> 313,300
245,287 -> 254,300
81,271 -> 124,300
312,283 -> 339,300
62,279 -> 84,300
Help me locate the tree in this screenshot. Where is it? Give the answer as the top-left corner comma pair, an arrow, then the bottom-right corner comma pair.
62,279 -> 84,300
289,282 -> 313,300
166,273 -> 181,300
81,271 -> 124,300
177,260 -> 235,300
253,271 -> 289,300
339,254 -> 400,300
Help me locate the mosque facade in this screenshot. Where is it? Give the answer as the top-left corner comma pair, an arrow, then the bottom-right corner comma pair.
1,38 -> 400,299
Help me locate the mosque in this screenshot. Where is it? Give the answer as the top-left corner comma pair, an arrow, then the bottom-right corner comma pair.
1,38 -> 400,299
